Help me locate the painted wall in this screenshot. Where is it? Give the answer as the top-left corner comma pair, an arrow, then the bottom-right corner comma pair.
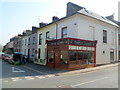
28,33 -> 37,61
21,36 -> 28,56
36,24 -> 56,65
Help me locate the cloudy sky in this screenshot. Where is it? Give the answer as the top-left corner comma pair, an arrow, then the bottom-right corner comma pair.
0,0 -> 119,46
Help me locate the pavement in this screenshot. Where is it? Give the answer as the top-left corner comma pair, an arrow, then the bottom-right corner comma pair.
21,61 -> 120,77
55,62 -> 120,76
1,59 -> 119,88
2,63 -> 119,88
2,58 -> 120,78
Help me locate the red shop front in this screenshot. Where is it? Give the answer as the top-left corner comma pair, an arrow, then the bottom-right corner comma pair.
46,38 -> 97,70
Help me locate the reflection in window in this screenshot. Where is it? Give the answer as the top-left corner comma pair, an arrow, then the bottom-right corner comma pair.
48,51 -> 54,63
70,51 -> 76,61
83,51 -> 89,64
88,52 -> 94,64
78,51 -> 83,60
60,51 -> 68,64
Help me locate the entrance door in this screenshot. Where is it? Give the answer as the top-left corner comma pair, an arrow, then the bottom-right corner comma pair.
27,49 -> 30,62
54,50 -> 60,68
110,51 -> 114,63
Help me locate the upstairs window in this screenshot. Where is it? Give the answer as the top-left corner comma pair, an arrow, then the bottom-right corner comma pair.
119,34 -> 120,45
28,38 -> 30,45
33,37 -> 35,44
25,39 -> 27,46
46,31 -> 50,39
39,34 -> 42,45
103,30 -> 107,43
62,27 -> 67,38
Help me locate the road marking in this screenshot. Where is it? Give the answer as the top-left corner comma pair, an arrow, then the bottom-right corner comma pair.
22,66 -> 47,75
35,76 -> 46,79
71,77 -> 109,87
11,77 -> 22,81
24,76 -> 35,80
45,75 -> 55,77
12,67 -> 25,73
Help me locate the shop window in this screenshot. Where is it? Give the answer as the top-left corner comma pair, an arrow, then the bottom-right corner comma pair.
70,51 -> 76,61
60,51 -> 68,64
48,51 -> 54,63
83,51 -> 89,64
88,51 -> 94,64
78,51 -> 83,60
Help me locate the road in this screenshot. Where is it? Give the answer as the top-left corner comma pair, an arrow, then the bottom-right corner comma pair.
0,59 -> 119,88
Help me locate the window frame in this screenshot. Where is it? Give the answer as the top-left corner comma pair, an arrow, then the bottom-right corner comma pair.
61,27 -> 67,38
103,30 -> 107,43
118,34 -> 120,45
33,37 -> 35,45
46,31 -> 50,39
28,37 -> 30,45
39,34 -> 42,45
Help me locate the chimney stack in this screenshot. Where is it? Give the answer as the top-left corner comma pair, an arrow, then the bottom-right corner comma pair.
52,16 -> 59,22
39,22 -> 48,28
32,26 -> 39,33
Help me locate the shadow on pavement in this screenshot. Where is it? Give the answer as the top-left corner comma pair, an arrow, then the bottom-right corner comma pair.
2,59 -> 68,79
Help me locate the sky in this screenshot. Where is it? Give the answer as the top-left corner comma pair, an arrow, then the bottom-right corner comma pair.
0,0 -> 120,46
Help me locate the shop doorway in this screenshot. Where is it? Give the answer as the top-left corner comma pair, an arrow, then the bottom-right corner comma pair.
54,50 -> 60,68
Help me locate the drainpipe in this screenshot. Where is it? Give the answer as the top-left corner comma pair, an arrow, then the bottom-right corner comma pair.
55,22 -> 58,39
115,28 -> 118,61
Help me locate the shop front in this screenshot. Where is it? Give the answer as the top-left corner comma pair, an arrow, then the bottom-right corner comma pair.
46,38 -> 97,70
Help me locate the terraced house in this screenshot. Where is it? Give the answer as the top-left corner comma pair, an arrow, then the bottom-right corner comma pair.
35,20 -> 57,65
27,27 -> 38,62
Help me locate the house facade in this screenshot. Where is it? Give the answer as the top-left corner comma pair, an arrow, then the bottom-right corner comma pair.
46,5 -> 119,70
13,36 -> 22,53
27,27 -> 38,62
35,23 -> 56,65
21,30 -> 31,58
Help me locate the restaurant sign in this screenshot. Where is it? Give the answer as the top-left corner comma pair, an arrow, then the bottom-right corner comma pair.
47,38 -> 97,47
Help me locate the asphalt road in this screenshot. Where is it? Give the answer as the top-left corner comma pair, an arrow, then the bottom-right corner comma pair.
1,58 -> 119,88
1,59 -> 66,79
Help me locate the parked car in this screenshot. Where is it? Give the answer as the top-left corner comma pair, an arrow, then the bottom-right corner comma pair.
10,52 -> 23,65
2,54 -> 12,62
0,52 -> 5,59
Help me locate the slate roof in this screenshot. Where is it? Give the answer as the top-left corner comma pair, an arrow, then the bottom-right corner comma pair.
38,2 -> 119,30
77,8 -> 118,26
